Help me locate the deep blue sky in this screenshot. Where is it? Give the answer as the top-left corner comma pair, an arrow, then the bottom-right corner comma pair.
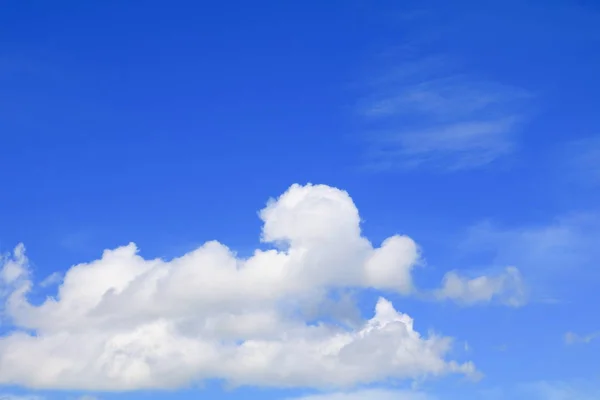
1,1 -> 600,399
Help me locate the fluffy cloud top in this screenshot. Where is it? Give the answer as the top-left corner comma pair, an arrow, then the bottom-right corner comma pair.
0,184 -> 477,391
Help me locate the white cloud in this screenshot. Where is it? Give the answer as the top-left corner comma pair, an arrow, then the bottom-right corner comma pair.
39,272 -> 62,288
0,243 -> 29,286
0,184 -> 478,391
564,331 -> 600,345
434,267 -> 526,307
286,389 -> 434,400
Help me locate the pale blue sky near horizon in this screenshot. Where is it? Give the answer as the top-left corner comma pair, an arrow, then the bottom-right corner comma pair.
1,1 -> 599,399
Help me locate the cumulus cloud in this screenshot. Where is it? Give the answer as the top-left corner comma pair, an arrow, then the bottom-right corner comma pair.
434,267 -> 526,307
0,184 -> 477,391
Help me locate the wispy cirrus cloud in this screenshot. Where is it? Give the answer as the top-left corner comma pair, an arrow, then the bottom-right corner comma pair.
565,331 -> 600,345
464,214 -> 600,272
286,389 -> 433,400
0,394 -> 43,400
481,379 -> 600,400
461,213 -> 600,300
564,135 -> 600,186
359,57 -> 531,171
517,380 -> 600,400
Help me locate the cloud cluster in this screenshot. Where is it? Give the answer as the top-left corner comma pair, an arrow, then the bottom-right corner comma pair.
0,184 -> 481,391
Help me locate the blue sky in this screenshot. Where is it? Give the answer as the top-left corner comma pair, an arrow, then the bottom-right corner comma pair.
1,0 -> 599,399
